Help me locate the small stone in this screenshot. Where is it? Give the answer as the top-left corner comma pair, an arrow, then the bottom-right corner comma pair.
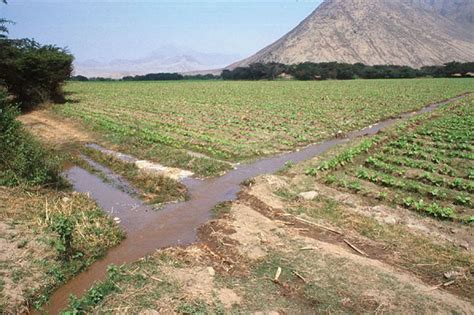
299,191 -> 319,200
459,242 -> 469,250
444,270 -> 463,280
207,267 -> 215,276
382,216 -> 398,225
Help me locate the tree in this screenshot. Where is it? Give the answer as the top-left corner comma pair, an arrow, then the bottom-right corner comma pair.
70,75 -> 89,82
0,39 -> 74,109
0,0 -> 11,39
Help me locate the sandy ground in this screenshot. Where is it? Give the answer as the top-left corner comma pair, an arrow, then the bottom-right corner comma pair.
19,110 -> 93,146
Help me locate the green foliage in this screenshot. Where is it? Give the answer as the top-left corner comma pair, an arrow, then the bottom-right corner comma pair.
123,72 -> 184,81
0,1 -> 10,39
211,202 -> 232,217
177,301 -> 209,315
0,18 -> 12,39
0,39 -> 73,108
323,98 -> 473,221
65,265 -> 121,315
61,79 -> 473,162
222,61 -> 474,81
52,215 -> 75,261
455,194 -> 471,206
222,62 -> 289,80
0,94 -> 62,186
306,137 -> 378,175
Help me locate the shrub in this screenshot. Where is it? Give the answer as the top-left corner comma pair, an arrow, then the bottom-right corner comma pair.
52,214 -> 75,261
0,39 -> 73,109
0,93 -> 62,186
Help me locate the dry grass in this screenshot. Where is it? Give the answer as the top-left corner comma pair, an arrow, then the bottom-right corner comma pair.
0,186 -> 123,313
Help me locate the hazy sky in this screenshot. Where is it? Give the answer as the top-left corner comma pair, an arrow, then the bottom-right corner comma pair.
1,0 -> 323,62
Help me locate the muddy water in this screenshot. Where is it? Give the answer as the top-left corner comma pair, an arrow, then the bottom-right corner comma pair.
41,94 -> 469,314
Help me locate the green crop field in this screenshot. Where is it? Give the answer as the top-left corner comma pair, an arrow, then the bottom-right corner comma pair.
59,79 -> 474,163
306,95 -> 474,222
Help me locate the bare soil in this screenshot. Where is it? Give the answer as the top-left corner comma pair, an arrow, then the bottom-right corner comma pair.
19,110 -> 93,146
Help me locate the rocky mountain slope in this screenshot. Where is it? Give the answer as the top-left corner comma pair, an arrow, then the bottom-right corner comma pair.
231,0 -> 474,68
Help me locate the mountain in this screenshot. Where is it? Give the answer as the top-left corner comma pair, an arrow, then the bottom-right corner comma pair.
413,0 -> 474,25
74,46 -> 240,78
230,0 -> 474,69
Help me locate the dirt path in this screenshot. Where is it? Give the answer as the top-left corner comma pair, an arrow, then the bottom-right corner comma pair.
19,110 -> 93,145
27,94 -> 472,314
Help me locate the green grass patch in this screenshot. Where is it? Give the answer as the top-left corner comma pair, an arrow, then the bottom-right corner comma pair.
81,147 -> 188,205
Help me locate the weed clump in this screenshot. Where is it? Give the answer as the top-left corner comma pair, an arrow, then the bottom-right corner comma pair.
0,94 -> 62,187
52,214 -> 75,261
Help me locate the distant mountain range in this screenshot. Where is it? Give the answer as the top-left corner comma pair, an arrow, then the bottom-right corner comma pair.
74,46 -> 240,78
231,0 -> 474,69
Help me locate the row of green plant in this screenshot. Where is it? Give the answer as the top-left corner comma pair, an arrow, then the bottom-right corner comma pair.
355,167 -> 470,207
365,155 -> 473,192
387,140 -> 472,160
325,173 -> 470,221
60,78 -> 474,162
308,97 -> 473,221
305,137 -> 380,175
375,154 -> 461,178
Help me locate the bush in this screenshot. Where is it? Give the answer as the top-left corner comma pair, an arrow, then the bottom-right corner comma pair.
0,39 -> 73,109
0,93 -> 62,186
52,214 -> 75,261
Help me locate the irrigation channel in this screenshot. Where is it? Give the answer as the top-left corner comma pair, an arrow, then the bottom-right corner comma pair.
40,94 -> 470,314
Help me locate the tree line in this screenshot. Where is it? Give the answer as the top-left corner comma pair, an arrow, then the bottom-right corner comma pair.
71,61 -> 474,82
221,62 -> 474,81
71,73 -> 220,82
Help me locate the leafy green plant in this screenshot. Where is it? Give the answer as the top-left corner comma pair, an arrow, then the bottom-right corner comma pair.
52,215 -> 75,261
64,265 -> 121,314
455,194 -> 471,206
348,180 -> 362,192
307,137 -> 379,175
403,197 -> 415,208
0,97 -> 63,187
425,203 -> 454,219
377,191 -> 388,200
